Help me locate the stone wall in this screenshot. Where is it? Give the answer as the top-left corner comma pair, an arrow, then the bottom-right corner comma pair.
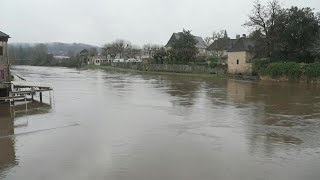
107,63 -> 227,74
227,51 -> 254,74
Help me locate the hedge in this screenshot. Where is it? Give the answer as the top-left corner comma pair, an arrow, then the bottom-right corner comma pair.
253,61 -> 320,81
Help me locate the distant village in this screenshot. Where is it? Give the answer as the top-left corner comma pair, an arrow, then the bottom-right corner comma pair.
1,0 -> 320,89
81,31 -> 254,74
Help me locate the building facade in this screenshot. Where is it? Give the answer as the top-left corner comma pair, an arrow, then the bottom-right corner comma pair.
227,38 -> 256,74
90,55 -> 107,66
0,31 -> 10,96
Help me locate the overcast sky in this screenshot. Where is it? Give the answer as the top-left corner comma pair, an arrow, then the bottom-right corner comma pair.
1,0 -> 319,47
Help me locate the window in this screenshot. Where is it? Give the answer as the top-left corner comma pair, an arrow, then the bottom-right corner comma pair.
0,47 -> 3,55
236,60 -> 239,65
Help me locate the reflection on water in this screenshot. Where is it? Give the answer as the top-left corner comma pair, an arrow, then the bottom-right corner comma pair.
0,104 -> 17,179
1,66 -> 320,180
0,100 -> 51,179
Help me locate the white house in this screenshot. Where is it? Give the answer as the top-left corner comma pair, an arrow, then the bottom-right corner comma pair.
90,55 -> 107,66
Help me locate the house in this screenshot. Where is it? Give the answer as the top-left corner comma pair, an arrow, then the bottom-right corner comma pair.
227,37 -> 256,74
0,31 -> 10,97
90,55 -> 107,66
206,38 -> 237,64
165,32 -> 207,54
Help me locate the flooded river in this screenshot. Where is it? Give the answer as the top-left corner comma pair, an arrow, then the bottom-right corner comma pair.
1,65 -> 320,180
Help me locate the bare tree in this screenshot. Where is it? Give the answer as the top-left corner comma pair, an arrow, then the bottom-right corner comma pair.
244,0 -> 281,56
125,44 -> 141,59
208,30 -> 229,62
143,44 -> 161,59
204,37 -> 213,47
103,39 -> 129,59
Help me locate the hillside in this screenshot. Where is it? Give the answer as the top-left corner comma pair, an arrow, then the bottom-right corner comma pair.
11,42 -> 101,56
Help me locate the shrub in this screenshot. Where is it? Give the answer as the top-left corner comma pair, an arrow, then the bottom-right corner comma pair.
262,62 -> 303,80
305,63 -> 320,79
252,59 -> 269,74
256,61 -> 320,81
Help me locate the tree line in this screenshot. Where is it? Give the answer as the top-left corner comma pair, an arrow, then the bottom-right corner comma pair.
9,0 -> 320,68
245,0 -> 320,63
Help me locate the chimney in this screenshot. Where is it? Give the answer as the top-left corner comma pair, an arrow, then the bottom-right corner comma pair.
236,34 -> 241,39
242,34 -> 247,38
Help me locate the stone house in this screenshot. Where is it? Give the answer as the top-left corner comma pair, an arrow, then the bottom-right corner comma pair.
0,31 -> 10,97
165,32 -> 207,54
90,55 -> 107,66
227,38 -> 256,74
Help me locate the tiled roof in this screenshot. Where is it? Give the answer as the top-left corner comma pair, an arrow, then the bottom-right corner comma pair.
0,31 -> 10,38
165,33 -> 206,49
207,38 -> 237,51
0,31 -> 10,42
228,38 -> 256,52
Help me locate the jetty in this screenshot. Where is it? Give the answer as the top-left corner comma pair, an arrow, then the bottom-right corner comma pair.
0,30 -> 54,115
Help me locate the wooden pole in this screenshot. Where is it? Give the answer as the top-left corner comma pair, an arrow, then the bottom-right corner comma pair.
40,92 -> 43,103
49,91 -> 52,107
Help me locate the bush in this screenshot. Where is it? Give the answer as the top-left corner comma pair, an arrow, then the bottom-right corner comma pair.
209,62 -> 218,68
256,61 -> 320,81
205,56 -> 218,63
252,59 -> 269,74
261,62 -> 303,80
305,63 -> 320,79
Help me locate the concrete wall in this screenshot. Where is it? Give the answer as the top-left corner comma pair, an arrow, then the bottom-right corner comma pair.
227,51 -> 254,74
107,63 -> 227,74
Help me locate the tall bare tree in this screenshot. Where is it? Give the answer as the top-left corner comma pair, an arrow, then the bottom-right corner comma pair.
208,30 -> 229,63
103,39 -> 129,59
244,0 -> 281,57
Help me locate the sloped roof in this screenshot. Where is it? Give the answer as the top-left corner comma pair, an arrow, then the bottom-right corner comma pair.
228,38 -> 256,52
165,33 -> 206,49
91,55 -> 106,60
0,31 -> 10,42
207,38 -> 237,51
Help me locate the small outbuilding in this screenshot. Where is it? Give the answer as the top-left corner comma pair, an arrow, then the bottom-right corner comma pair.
90,55 -> 107,66
227,38 -> 256,74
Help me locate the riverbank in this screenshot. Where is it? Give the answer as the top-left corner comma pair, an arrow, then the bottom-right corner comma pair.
84,64 -> 227,78
254,61 -> 320,83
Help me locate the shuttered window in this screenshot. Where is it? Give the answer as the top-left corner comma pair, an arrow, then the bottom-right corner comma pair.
0,47 -> 3,55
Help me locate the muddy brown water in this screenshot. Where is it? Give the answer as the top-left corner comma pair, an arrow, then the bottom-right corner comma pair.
1,65 -> 320,180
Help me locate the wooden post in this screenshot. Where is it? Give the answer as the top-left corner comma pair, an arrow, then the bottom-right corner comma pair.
40,92 -> 43,103
49,91 -> 52,107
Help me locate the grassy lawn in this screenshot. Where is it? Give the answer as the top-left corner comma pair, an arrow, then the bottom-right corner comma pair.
83,65 -> 227,78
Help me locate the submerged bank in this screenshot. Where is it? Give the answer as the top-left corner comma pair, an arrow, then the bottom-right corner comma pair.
83,64 -> 264,82
84,64 -> 227,79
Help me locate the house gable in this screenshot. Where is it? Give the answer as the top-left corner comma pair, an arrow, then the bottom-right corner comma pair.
165,32 -> 206,49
